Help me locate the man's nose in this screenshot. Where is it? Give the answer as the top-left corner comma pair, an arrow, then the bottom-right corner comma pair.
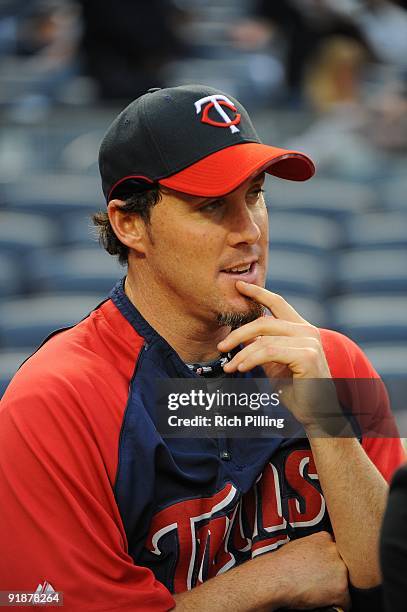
226,202 -> 262,246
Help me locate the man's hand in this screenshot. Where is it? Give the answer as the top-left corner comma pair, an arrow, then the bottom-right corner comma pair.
270,532 -> 350,611
216,282 -> 388,591
174,531 -> 350,611
218,282 -> 339,430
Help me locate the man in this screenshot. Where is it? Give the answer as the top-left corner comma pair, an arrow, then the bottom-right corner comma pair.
0,85 -> 404,611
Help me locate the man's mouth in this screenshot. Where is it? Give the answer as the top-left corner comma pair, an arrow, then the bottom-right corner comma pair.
223,263 -> 252,274
220,261 -> 259,282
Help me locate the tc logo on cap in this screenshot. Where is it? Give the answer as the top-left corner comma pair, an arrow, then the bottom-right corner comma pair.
194,95 -> 241,134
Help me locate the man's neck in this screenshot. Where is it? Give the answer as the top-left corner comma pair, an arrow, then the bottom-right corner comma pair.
124,274 -> 230,364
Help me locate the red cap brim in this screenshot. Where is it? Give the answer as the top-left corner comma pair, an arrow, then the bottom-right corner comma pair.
159,142 -> 315,197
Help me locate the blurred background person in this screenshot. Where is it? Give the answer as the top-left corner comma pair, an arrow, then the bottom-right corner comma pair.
0,0 -> 82,121
230,0 -> 376,104
78,0 -> 187,102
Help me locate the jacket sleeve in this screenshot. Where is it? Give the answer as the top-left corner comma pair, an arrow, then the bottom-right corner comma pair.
0,371 -> 175,612
320,328 -> 405,482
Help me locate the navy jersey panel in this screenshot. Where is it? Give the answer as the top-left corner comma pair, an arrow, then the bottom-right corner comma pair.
110,280 -> 331,593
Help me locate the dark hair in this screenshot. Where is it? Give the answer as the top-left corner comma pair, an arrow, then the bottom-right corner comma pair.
92,185 -> 161,265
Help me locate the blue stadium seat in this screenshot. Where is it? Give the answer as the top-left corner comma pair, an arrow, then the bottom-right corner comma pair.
276,293 -> 327,327
0,349 -> 34,398
266,178 -> 376,218
328,294 -> 407,344
269,212 -> 343,254
0,211 -> 58,253
0,294 -> 105,348
59,211 -> 100,248
361,343 -> 407,378
60,130 -> 105,175
0,253 -> 23,297
2,174 -> 102,216
28,247 -> 123,294
381,175 -> 407,211
336,248 -> 407,294
360,343 -> 407,417
344,211 -> 407,249
266,249 -> 331,298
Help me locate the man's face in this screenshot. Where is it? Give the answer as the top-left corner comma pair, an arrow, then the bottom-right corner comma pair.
136,173 -> 269,327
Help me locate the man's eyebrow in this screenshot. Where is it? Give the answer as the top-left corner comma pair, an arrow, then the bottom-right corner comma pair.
185,193 -> 225,207
186,172 -> 266,207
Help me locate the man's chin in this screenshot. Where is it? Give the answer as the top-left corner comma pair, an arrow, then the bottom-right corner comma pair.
216,300 -> 265,329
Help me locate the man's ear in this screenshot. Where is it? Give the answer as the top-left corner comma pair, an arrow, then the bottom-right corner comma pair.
107,199 -> 151,254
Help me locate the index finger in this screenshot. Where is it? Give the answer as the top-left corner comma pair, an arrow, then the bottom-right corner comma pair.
235,281 -> 308,324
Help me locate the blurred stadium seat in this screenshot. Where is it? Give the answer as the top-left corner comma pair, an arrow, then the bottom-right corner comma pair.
276,293 -> 327,327
27,247 -> 123,294
328,294 -> 407,344
0,349 -> 35,398
361,343 -> 407,378
266,178 -> 377,217
59,211 -> 100,247
0,294 -> 105,348
60,131 -> 104,175
344,211 -> 407,249
336,248 -> 407,294
266,249 -> 331,298
0,253 -> 23,298
0,211 -> 59,253
361,343 -> 407,417
269,212 -> 343,254
381,175 -> 407,211
2,174 -> 102,216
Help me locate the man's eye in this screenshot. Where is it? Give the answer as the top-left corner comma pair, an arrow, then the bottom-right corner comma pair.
250,188 -> 265,199
200,199 -> 224,212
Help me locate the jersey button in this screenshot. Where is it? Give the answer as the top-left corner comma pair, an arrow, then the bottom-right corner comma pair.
220,450 -> 231,461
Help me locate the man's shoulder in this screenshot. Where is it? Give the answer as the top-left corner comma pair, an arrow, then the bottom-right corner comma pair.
318,327 -> 377,378
319,327 -> 357,354
1,299 -> 145,415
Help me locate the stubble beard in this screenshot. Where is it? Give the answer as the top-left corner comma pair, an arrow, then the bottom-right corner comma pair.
216,298 -> 265,330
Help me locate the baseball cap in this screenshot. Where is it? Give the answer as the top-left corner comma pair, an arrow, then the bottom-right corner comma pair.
99,84 -> 315,202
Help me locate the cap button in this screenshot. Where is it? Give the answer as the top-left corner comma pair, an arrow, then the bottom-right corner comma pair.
147,87 -> 161,93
